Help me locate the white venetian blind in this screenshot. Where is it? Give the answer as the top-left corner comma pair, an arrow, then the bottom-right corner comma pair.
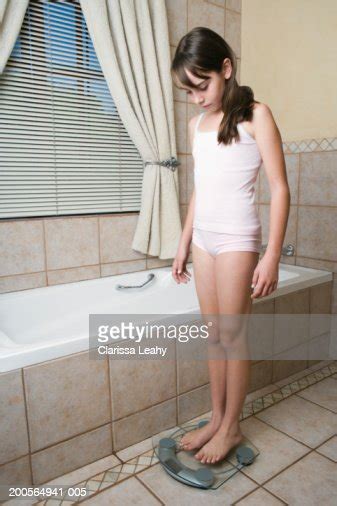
0,0 -> 143,219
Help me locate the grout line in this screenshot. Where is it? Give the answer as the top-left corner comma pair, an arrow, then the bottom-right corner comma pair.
28,360 -> 336,504
135,475 -> 165,505
293,391 -> 337,414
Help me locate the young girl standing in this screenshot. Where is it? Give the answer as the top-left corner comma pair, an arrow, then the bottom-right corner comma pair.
171,27 -> 290,465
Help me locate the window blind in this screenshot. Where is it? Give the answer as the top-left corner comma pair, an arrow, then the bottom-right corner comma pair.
0,0 -> 143,219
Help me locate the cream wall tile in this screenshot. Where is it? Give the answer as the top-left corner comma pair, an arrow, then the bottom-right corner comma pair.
99,215 -> 146,263
0,370 -> 29,465
227,0 -> 241,13
299,151 -> 337,206
0,220 -> 45,276
174,100 -> 187,153
112,398 -> 176,451
47,265 -> 100,286
0,456 -> 31,486
101,259 -> 146,277
249,360 -> 273,392
178,383 -> 211,423
236,57 -> 241,83
297,206 -> 337,261
225,8 -> 241,57
208,0 -> 225,8
250,300 -> 274,360
146,257 -> 172,268
188,0 -> 225,36
295,256 -> 337,273
109,358 -> 176,420
166,0 -> 187,46
44,217 -> 99,270
31,424 -> 112,485
272,345 -> 309,383
310,282 -> 332,337
308,332 -> 331,361
0,272 -> 46,294
24,351 -> 111,452
274,288 -> 310,354
177,337 -> 209,393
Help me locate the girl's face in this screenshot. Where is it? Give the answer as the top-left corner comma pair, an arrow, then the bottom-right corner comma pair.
178,59 -> 232,113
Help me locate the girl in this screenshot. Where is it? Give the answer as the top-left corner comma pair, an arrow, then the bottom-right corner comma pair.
171,27 -> 290,465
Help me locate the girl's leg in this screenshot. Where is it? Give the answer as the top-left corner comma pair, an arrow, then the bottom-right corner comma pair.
195,250 -> 259,464
180,242 -> 227,451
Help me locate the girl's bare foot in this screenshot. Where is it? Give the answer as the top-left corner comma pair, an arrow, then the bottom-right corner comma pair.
179,417 -> 223,451
194,424 -> 243,464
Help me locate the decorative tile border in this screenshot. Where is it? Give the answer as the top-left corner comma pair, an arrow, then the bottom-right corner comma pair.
283,137 -> 337,154
31,360 -> 337,505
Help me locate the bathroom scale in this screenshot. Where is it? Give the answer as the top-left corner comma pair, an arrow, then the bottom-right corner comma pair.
152,419 -> 259,489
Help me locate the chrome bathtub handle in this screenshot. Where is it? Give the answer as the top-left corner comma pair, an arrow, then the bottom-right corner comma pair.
115,273 -> 155,291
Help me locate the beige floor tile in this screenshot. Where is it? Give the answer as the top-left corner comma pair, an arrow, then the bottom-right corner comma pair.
236,487 -> 285,505
82,476 -> 160,504
264,452 -> 337,505
231,417 -> 310,484
255,395 -> 336,447
137,461 -> 257,505
316,436 -> 337,462
296,377 -> 337,412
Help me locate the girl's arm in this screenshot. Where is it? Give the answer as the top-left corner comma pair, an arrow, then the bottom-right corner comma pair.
251,103 -> 291,298
172,116 -> 198,283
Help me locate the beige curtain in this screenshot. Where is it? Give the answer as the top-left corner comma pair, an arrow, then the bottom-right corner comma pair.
80,0 -> 182,259
0,0 -> 29,74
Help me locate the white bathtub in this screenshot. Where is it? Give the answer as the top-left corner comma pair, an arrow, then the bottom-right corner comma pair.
0,262 -> 332,372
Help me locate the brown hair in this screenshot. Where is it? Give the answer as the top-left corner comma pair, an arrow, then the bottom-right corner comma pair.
171,26 -> 259,146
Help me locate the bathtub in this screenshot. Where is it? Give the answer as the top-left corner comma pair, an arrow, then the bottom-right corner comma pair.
0,262 -> 332,372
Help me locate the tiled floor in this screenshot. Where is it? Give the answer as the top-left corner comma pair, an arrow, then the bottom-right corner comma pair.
5,360 -> 336,505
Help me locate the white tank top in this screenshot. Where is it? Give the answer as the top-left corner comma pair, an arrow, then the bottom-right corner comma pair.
192,112 -> 262,236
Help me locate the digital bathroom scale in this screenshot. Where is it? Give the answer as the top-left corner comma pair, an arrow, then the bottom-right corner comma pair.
152,419 -> 259,489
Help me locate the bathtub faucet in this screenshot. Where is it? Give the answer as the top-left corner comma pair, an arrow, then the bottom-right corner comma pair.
261,243 -> 295,256
115,273 -> 156,290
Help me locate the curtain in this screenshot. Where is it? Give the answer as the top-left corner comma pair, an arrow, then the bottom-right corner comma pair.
80,0 -> 182,259
0,0 -> 29,74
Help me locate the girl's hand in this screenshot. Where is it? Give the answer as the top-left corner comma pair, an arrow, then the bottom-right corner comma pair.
172,244 -> 192,284
251,253 -> 279,299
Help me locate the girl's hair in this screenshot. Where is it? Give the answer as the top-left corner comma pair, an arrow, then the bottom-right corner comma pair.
171,26 -> 259,146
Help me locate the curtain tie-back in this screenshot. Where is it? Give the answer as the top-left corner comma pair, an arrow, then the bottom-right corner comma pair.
144,156 -> 180,172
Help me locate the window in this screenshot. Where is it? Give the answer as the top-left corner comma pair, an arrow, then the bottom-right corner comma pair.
0,0 -> 143,219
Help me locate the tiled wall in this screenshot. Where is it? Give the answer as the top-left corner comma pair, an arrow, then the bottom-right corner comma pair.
0,280 -> 331,485
0,0 -> 336,316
